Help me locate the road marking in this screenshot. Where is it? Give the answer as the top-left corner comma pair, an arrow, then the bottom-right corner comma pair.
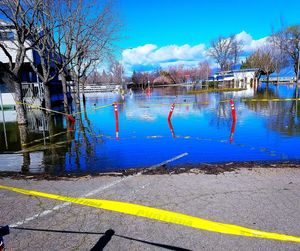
147,153 -> 188,169
1,184 -> 300,243
8,153 -> 188,227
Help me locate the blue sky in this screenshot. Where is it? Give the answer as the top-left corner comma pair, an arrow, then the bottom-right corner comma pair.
116,0 -> 300,74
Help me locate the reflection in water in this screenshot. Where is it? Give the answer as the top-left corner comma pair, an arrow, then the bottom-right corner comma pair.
244,84 -> 300,136
1,84 -> 300,175
168,120 -> 176,138
229,120 -> 236,144
113,102 -> 119,140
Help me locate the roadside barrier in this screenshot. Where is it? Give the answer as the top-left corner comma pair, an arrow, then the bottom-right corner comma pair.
229,99 -> 236,122
1,184 -> 300,243
113,102 -> 119,140
168,103 -> 175,121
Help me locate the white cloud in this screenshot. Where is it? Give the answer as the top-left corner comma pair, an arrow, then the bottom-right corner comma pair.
235,31 -> 269,52
122,31 -> 270,75
122,43 -> 207,65
122,44 -> 158,65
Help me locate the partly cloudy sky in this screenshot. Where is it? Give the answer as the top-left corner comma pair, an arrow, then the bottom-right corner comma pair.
116,0 -> 299,75
122,31 -> 269,75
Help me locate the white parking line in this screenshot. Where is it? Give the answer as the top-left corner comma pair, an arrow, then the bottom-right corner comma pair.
10,153 -> 188,227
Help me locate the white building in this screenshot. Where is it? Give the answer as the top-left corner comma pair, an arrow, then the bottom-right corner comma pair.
210,69 -> 258,84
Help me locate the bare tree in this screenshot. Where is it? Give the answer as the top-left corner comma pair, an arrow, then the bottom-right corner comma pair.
46,0 -> 119,112
64,0 -> 120,109
109,59 -> 124,83
208,35 -> 243,71
242,46 -> 276,83
27,0 -> 58,110
197,61 -> 212,81
271,24 -> 300,79
273,49 -> 289,84
0,0 -> 42,124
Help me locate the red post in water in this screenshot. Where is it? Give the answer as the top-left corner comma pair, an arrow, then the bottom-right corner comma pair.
67,114 -> 75,123
113,102 -> 119,140
168,103 -> 175,121
146,87 -> 151,96
67,114 -> 75,131
229,99 -> 236,122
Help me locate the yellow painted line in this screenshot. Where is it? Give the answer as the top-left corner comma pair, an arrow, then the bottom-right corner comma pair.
93,104 -> 114,111
220,100 -> 231,103
17,101 -> 113,116
242,98 -> 300,102
138,102 -> 209,107
0,185 -> 300,243
74,104 -> 113,115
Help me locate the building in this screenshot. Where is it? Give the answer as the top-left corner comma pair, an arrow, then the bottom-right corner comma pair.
209,69 -> 258,85
0,19 -> 72,109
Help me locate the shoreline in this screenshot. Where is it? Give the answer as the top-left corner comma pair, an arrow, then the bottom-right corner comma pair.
1,160 -> 300,180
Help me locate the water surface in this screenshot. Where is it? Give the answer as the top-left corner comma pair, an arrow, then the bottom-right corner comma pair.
1,84 -> 300,175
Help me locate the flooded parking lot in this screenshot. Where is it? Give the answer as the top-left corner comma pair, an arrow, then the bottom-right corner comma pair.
1,83 -> 300,175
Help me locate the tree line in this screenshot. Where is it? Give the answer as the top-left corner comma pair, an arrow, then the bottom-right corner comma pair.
128,61 -> 212,88
209,25 -> 300,82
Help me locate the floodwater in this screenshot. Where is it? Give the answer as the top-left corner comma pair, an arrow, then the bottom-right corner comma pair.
1,83 -> 300,175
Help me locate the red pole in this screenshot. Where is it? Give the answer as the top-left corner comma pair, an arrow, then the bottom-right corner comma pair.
113,102 -> 119,140
146,87 -> 151,96
168,103 -> 175,121
67,114 -> 75,131
229,99 -> 236,122
67,114 -> 75,123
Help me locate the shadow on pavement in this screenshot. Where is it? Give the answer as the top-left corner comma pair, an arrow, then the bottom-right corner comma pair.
10,226 -> 192,251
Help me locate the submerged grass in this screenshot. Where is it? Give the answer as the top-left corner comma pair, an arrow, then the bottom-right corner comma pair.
187,88 -> 247,94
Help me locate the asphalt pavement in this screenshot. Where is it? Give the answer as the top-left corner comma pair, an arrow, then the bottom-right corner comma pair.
0,167 -> 300,250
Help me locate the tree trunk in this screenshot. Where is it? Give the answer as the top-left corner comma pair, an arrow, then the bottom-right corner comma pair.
81,81 -> 86,107
18,124 -> 30,173
44,83 -> 52,110
266,74 -> 270,87
75,80 -> 80,106
14,81 -> 27,125
60,73 -> 70,114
